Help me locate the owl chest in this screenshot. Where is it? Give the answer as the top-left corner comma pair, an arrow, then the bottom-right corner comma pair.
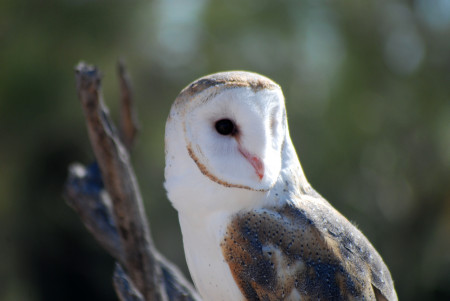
179,214 -> 245,301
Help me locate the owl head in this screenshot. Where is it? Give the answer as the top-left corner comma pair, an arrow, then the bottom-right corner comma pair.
164,71 -> 303,213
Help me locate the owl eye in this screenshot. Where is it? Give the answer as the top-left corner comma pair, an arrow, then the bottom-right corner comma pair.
215,119 -> 237,136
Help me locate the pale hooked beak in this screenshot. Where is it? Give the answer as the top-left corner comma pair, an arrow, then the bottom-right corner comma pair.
238,145 -> 264,181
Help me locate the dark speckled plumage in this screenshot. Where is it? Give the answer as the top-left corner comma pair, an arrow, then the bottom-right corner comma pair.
221,195 -> 396,301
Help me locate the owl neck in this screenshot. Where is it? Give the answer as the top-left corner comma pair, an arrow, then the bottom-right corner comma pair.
281,132 -> 312,195
262,131 -> 314,206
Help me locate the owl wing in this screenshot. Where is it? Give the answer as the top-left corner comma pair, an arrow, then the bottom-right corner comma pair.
221,194 -> 397,301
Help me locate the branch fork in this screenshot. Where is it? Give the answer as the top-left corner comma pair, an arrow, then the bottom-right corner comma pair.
64,62 -> 200,301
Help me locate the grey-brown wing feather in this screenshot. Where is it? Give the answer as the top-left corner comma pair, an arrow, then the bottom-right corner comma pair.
221,196 -> 397,301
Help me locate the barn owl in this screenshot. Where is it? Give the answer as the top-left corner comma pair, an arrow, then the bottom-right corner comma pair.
164,71 -> 397,301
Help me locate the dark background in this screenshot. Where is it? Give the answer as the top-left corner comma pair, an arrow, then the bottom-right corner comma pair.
1,0 -> 449,300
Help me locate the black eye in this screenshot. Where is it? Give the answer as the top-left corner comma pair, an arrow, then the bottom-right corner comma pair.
215,119 -> 236,136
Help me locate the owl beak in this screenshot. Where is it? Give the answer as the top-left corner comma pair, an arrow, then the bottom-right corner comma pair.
238,146 -> 264,181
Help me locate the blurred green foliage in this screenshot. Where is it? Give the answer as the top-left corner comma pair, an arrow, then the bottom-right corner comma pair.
1,0 -> 449,300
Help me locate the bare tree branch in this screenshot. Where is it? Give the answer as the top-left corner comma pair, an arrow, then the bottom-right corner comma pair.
63,161 -> 200,301
114,263 -> 145,301
118,59 -> 139,152
64,162 -> 124,262
75,62 -> 163,300
63,160 -> 200,300
155,253 -> 200,301
65,62 -> 201,301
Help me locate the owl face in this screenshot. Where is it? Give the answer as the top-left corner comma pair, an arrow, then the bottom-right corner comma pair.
182,86 -> 286,191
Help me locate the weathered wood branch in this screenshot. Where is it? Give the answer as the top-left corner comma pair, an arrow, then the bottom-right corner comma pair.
114,263 -> 145,301
63,62 -> 200,301
64,162 -> 124,262
75,62 -> 162,300
118,59 -> 139,151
